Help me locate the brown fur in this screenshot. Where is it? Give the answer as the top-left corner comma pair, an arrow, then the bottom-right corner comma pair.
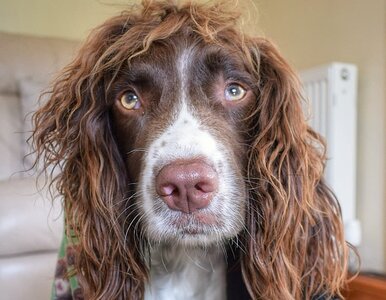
32,1 -> 351,299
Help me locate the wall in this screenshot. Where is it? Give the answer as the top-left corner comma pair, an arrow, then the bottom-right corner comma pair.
0,0 -> 128,40
0,0 -> 385,272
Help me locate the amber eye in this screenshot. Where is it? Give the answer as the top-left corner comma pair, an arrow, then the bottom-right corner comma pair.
224,84 -> 246,102
120,91 -> 141,110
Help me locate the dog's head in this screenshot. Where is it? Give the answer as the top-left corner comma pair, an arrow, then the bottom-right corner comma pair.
33,1 -> 349,299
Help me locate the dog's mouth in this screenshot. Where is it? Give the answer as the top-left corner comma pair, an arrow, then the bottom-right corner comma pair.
179,228 -> 201,235
170,210 -> 220,227
168,211 -> 221,237
143,202 -> 230,244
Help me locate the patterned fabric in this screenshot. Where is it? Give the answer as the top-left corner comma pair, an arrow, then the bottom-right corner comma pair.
52,231 -> 82,300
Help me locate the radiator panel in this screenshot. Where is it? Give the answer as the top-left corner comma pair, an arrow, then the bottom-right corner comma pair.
300,63 -> 360,245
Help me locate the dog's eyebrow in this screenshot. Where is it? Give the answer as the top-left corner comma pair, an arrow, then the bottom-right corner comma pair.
195,51 -> 254,87
203,51 -> 243,70
125,64 -> 164,81
115,63 -> 168,88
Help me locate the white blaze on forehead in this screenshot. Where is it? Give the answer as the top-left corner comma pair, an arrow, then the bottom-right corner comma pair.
178,48 -> 193,104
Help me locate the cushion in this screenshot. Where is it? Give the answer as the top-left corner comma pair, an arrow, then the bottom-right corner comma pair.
18,78 -> 47,171
0,177 -> 63,256
0,252 -> 58,300
0,31 -> 79,94
0,95 -> 23,181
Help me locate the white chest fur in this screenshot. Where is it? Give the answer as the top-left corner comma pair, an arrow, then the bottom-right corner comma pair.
144,245 -> 226,300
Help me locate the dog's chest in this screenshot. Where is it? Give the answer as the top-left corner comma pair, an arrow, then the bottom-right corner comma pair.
144,246 -> 226,300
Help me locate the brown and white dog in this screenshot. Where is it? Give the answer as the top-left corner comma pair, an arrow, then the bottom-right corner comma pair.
33,1 -> 351,299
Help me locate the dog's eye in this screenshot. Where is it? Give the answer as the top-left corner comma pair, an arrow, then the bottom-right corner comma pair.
224,84 -> 246,102
120,91 -> 141,110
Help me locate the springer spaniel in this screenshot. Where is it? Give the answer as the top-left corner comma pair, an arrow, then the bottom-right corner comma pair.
33,1 -> 351,299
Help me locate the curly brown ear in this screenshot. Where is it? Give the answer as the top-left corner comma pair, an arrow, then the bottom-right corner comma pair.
32,13 -> 147,300
241,38 -> 349,300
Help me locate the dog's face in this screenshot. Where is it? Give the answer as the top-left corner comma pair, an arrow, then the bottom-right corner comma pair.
112,36 -> 255,246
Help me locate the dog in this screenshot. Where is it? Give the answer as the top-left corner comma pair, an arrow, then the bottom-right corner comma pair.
32,1 -> 350,299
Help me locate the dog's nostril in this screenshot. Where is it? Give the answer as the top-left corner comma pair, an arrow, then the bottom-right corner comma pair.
195,183 -> 204,192
194,182 -> 214,193
159,184 -> 178,196
155,160 -> 218,214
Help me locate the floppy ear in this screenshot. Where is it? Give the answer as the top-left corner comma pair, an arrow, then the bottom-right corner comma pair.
32,14 -> 147,299
241,38 -> 349,299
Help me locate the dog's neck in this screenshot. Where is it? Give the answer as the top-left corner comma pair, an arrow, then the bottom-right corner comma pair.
145,244 -> 226,300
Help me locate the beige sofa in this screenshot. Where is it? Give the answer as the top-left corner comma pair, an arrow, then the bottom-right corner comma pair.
0,32 -> 79,300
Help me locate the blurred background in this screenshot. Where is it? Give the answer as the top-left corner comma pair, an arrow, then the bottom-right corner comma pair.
0,0 -> 385,299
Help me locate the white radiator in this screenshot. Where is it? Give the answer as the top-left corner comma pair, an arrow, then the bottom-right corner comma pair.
300,63 -> 361,246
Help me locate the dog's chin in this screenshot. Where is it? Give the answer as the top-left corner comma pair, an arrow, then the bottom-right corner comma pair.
149,231 -> 230,248
145,210 -> 241,248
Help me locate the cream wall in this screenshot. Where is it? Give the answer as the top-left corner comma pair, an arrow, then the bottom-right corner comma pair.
0,0 -> 129,40
1,0 -> 385,272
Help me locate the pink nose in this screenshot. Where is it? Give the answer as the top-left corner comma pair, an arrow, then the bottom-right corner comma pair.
155,160 -> 218,214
